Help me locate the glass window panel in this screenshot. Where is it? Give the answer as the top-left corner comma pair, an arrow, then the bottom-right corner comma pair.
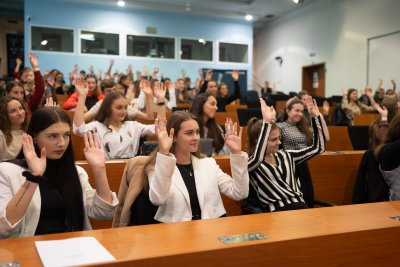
127,35 -> 175,59
219,43 -> 248,63
31,26 -> 73,52
180,39 -> 213,61
81,31 -> 119,55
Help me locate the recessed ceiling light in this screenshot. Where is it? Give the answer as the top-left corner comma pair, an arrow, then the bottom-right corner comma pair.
293,0 -> 304,4
245,14 -> 253,21
41,40 -> 48,45
117,0 -> 125,7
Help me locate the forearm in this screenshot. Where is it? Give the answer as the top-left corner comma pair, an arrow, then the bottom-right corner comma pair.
91,166 -> 112,204
248,123 -> 270,171
73,93 -> 87,128
5,181 -> 38,225
149,153 -> 175,205
144,94 -> 155,120
320,115 -> 330,142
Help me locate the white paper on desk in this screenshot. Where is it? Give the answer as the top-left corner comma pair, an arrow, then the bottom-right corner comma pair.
35,237 -> 115,267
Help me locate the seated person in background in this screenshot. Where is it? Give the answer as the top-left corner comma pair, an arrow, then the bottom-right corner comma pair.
73,77 -> 166,160
199,69 -> 241,112
342,88 -> 376,125
0,107 -> 118,238
147,111 -> 249,223
190,93 -> 230,155
63,74 -> 104,111
176,78 -> 191,104
136,79 -> 176,111
0,96 -> 29,161
245,97 -> 325,212
84,79 -> 154,123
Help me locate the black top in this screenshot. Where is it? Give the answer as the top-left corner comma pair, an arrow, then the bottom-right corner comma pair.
35,160 -> 67,235
129,189 -> 159,226
176,163 -> 201,220
199,80 -> 241,112
379,138 -> 400,171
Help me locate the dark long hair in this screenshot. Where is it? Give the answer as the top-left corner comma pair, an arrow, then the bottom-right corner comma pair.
190,93 -> 224,153
247,117 -> 279,155
0,96 -> 29,146
16,107 -> 84,231
95,91 -> 126,127
282,98 -> 312,146
374,113 -> 400,160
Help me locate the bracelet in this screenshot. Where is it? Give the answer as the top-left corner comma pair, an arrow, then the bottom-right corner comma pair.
157,102 -> 165,106
22,171 -> 42,184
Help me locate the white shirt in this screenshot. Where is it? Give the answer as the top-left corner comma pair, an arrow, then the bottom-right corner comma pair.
73,121 -> 155,160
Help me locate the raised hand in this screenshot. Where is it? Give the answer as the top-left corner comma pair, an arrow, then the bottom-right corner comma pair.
231,70 -> 239,81
260,97 -> 276,123
22,133 -> 46,176
44,97 -> 58,107
75,76 -> 89,96
73,64 -> 79,74
305,95 -> 320,118
29,52 -> 39,70
155,116 -> 174,155
83,132 -> 105,169
365,86 -> 373,97
198,68 -> 203,79
205,69 -> 213,81
224,118 -> 242,154
140,79 -> 152,96
153,81 -> 166,102
16,57 -> 22,66
181,68 -> 187,78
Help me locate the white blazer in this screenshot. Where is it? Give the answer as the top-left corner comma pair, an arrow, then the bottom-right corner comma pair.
0,162 -> 119,238
148,152 -> 249,223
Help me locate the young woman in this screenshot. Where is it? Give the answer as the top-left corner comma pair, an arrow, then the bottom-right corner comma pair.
342,88 -> 375,125
190,93 -> 229,155
276,97 -> 329,207
64,74 -> 104,111
0,96 -> 29,161
73,77 -> 164,160
375,113 -> 400,200
246,97 -> 325,212
0,107 -> 118,238
147,111 -> 248,222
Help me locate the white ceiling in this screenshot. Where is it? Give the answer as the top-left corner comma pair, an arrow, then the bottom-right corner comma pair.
0,0 -> 320,33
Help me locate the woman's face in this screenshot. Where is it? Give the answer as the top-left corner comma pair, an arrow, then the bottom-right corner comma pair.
203,96 -> 218,120
34,122 -> 70,160
287,103 -> 304,123
7,86 -> 25,102
56,73 -> 63,82
207,81 -> 217,95
7,99 -> 26,127
219,85 -> 228,97
266,128 -> 281,154
87,77 -> 97,92
174,119 -> 200,155
350,90 -> 358,102
110,97 -> 128,122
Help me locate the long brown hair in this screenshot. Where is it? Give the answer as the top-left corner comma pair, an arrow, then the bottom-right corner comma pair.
283,98 -> 312,145
190,93 -> 224,153
374,113 -> 400,160
95,91 -> 126,127
0,96 -> 29,146
247,117 -> 279,155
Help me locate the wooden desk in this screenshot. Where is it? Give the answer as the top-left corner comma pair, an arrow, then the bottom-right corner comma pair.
325,126 -> 353,151
353,113 -> 379,125
1,202 -> 400,266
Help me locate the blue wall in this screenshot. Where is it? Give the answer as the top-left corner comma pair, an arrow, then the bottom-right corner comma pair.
24,0 -> 253,89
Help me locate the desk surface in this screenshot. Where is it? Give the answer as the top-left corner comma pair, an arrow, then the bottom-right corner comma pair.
1,201 -> 400,266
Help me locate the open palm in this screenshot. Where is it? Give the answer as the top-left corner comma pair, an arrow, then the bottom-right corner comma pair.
22,133 -> 46,176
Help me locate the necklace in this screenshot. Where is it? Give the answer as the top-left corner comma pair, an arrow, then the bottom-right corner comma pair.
177,163 -> 193,177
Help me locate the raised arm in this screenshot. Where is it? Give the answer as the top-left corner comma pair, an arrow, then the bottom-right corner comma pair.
27,52 -> 45,113
134,79 -> 155,121
153,81 -> 167,119
248,98 -> 276,171
149,116 -> 175,205
224,69 -> 241,104
14,57 -> 22,79
73,77 -> 89,129
4,134 -> 46,226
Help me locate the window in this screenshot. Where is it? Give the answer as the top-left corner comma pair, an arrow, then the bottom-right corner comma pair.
127,35 -> 175,59
80,31 -> 119,55
31,26 -> 73,52
219,42 -> 248,63
180,38 -> 213,61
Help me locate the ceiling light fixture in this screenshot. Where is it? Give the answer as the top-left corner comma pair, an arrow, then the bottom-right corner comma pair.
245,14 -> 253,21
41,40 -> 48,46
117,0 -> 125,7
293,0 -> 304,4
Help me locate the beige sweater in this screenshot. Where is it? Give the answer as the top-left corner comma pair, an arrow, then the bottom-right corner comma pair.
0,130 -> 23,161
